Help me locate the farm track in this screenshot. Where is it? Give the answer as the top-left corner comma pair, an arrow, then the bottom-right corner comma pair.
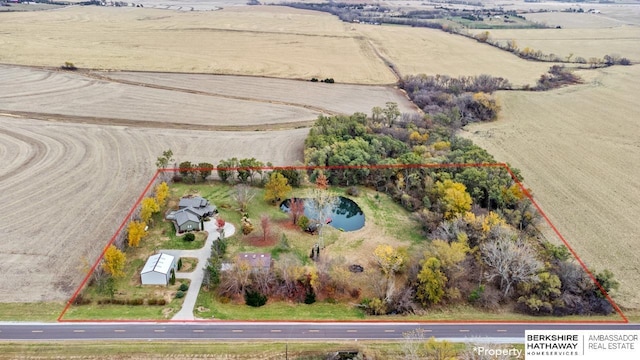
0,109 -> 317,132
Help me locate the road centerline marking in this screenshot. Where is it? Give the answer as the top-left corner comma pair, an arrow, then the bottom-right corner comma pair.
193,330 -> 204,333
497,329 -> 507,332
459,329 -> 470,333
347,330 -> 357,333
154,329 -> 165,333
384,329 -> 395,333
73,330 -> 85,333
270,329 -> 282,333
308,330 -> 320,333
31,330 -> 43,333
232,330 -> 243,333
114,330 -> 126,333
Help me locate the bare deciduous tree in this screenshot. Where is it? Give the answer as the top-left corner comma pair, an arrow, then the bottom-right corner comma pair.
307,188 -> 338,249
289,198 -> 305,225
273,253 -> 304,299
481,237 -> 542,297
233,184 -> 256,212
250,268 -> 275,296
218,259 -> 252,298
260,215 -> 270,243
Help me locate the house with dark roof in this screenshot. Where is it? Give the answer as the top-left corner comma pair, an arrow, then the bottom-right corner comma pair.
166,196 -> 216,233
178,196 -> 216,218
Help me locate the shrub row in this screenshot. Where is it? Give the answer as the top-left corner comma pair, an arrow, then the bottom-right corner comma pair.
95,298 -> 167,306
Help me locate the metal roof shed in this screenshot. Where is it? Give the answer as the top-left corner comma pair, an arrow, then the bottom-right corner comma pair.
141,253 -> 176,286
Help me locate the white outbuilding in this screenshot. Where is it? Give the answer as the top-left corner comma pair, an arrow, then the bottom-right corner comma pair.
141,253 -> 177,286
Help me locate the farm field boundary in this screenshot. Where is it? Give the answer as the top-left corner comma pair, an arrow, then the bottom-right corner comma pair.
57,163 -> 627,324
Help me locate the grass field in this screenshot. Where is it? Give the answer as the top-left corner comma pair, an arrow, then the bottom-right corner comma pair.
462,65 -> 640,310
0,340 -> 475,359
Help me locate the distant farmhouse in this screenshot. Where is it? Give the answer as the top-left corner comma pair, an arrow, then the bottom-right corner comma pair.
141,253 -> 176,286
166,196 -> 216,233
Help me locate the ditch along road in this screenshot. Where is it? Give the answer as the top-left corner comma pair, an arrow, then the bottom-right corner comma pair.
0,322 -> 639,342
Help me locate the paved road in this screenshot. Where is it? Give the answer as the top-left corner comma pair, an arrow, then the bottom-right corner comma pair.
1,322 -> 639,342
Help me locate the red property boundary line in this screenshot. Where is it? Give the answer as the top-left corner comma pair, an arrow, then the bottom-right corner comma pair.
58,163 -> 628,324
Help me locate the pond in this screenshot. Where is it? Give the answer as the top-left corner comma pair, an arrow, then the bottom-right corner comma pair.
280,196 -> 365,232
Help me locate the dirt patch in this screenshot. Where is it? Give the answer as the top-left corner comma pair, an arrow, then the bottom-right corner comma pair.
242,234 -> 278,248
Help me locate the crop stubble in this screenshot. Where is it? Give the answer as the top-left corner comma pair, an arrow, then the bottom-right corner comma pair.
463,65 -> 640,308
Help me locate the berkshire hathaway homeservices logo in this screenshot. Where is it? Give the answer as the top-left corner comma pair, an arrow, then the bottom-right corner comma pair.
525,330 -> 640,359
526,331 -> 581,358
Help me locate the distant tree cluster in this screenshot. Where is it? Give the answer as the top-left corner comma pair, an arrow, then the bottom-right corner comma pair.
531,65 -> 582,91
400,74 -> 509,127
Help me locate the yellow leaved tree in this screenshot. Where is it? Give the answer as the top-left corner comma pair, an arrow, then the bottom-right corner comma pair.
102,245 -> 126,278
373,244 -> 407,302
140,197 -> 160,224
127,220 -> 147,247
264,172 -> 292,204
434,180 -> 472,219
155,182 -> 169,207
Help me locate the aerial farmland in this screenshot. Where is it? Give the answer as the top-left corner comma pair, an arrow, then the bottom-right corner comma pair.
0,0 -> 638,318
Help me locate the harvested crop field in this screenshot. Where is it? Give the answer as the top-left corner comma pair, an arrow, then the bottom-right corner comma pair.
0,115 -> 309,302
0,6 -> 396,84
100,71 -> 417,116
0,5 -> 560,86
462,65 -> 640,309
0,65 -> 415,129
477,26 -> 640,63
0,61 -> 418,303
356,25 -> 559,87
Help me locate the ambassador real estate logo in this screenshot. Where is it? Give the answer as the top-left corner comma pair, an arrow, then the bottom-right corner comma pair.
525,330 -> 640,359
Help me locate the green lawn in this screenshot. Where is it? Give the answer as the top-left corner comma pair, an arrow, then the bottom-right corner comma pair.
0,302 -> 64,322
194,291 -> 365,320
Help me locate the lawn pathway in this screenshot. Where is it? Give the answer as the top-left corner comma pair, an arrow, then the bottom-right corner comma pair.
159,221 -> 235,321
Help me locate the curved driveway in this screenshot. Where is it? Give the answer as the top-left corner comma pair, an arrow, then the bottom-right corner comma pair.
158,221 -> 235,320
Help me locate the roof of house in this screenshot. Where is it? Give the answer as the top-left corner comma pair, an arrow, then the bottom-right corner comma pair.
141,253 -> 175,275
167,208 -> 201,227
179,196 -> 208,209
237,253 -> 271,269
178,196 -> 216,217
